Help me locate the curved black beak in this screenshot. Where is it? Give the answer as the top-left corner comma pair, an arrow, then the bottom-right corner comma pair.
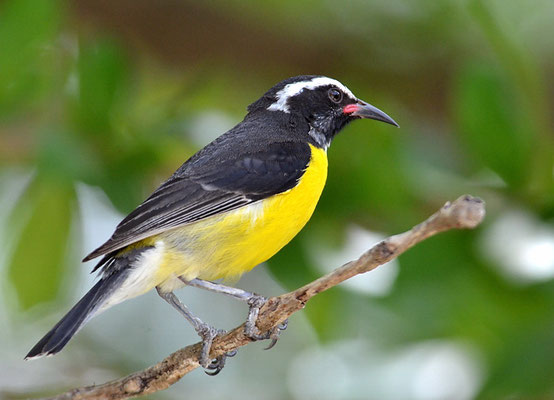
348,100 -> 399,127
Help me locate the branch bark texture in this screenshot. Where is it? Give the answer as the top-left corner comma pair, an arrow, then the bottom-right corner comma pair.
41,195 -> 486,400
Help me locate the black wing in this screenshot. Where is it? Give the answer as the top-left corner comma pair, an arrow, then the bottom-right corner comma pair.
84,139 -> 311,262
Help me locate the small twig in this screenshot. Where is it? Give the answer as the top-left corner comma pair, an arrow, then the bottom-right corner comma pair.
40,195 -> 485,400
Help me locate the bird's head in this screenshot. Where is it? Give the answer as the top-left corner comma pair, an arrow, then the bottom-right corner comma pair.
247,75 -> 398,149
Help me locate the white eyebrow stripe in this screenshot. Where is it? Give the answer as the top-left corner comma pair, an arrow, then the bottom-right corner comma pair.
267,77 -> 356,113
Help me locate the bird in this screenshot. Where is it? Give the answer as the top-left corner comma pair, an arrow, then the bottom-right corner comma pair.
26,75 -> 398,374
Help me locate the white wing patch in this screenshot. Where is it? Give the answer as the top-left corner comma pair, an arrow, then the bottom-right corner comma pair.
267,76 -> 356,113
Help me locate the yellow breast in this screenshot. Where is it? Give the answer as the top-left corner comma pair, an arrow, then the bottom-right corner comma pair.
158,144 -> 328,282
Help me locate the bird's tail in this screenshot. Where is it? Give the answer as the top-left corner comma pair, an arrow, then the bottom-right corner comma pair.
25,267 -> 129,359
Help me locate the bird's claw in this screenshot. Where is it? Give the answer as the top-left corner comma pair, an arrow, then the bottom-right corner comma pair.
197,325 -> 226,369
244,295 -> 288,349
264,319 -> 288,350
245,295 -> 268,340
199,294 -> 288,375
204,349 -> 237,376
197,325 -> 237,375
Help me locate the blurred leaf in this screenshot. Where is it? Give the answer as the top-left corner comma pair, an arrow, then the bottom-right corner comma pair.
266,237 -> 318,291
380,231 -> 501,343
36,128 -> 101,184
453,63 -> 532,188
7,177 -> 74,310
469,0 -> 554,208
321,123 -> 415,230
0,0 -> 60,115
383,228 -> 554,397
303,287 -> 346,342
74,38 -> 129,137
481,320 -> 554,398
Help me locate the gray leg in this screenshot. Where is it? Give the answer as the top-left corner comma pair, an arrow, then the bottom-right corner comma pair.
184,278 -> 257,302
179,277 -> 288,347
156,287 -> 229,373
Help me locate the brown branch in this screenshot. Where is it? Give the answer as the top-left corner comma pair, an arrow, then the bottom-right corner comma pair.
40,195 -> 485,400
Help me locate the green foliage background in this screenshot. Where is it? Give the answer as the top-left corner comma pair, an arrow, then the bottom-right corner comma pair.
1,0 -> 553,398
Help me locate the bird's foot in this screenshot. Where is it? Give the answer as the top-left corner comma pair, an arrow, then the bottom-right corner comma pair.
156,288 -> 237,375
245,295 -> 268,340
264,319 -> 288,350
197,324 -> 232,371
245,295 -> 288,349
205,349 -> 238,376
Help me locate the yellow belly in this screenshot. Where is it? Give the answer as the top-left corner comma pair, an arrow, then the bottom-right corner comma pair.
156,144 -> 328,282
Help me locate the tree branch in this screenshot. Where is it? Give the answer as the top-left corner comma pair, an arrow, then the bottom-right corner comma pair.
40,195 -> 485,400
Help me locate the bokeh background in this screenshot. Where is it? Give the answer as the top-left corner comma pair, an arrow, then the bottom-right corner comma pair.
1,0 -> 553,399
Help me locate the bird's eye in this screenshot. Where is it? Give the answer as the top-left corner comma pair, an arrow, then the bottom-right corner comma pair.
328,88 -> 343,103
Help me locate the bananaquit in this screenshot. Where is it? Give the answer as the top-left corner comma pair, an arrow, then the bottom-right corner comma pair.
26,75 -> 398,373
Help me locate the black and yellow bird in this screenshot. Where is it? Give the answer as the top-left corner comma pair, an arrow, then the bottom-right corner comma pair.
26,75 -> 397,373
